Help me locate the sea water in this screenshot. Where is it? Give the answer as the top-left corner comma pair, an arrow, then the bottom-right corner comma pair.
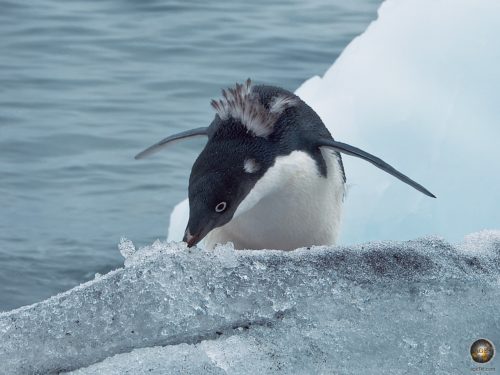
0,0 -> 381,310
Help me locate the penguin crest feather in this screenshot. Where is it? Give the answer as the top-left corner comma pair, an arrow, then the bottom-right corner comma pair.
210,79 -> 298,137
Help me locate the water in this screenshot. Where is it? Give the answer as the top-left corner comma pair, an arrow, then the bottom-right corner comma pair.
0,0 -> 381,311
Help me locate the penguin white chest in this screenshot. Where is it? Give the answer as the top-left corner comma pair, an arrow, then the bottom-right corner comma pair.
204,149 -> 345,250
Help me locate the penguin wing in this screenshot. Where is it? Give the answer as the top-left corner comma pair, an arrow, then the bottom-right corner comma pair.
316,138 -> 436,198
135,127 -> 209,159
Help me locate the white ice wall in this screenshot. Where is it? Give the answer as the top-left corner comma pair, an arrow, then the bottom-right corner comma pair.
296,0 -> 500,244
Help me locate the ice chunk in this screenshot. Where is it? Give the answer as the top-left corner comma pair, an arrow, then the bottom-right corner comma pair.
0,231 -> 499,374
118,237 -> 136,259
458,229 -> 500,256
168,0 -> 500,245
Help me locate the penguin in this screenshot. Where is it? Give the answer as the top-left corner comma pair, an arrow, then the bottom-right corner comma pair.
136,79 -> 435,250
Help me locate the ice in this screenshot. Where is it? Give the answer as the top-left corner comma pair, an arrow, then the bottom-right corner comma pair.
118,237 -> 136,259
296,0 -> 500,244
458,230 -> 500,256
168,0 -> 500,246
0,231 -> 499,374
1,0 -> 499,373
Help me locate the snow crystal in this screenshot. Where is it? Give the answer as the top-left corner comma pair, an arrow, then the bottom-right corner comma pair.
0,232 -> 499,374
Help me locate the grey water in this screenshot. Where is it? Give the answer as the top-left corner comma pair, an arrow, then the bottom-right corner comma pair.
0,0 -> 381,311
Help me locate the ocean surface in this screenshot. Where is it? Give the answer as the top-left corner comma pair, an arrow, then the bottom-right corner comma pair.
0,0 -> 381,311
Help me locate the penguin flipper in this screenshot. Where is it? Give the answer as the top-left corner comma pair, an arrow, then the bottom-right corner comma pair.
316,138 -> 436,198
135,127 -> 209,159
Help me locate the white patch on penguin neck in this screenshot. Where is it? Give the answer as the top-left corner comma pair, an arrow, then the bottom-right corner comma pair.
243,158 -> 260,174
204,149 -> 345,250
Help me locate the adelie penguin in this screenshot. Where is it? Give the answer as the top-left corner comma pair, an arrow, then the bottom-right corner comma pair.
136,79 -> 435,250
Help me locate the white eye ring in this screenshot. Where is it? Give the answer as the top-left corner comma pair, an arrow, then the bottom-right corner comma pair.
215,201 -> 227,212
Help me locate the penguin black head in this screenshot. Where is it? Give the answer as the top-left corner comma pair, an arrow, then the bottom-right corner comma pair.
184,128 -> 274,246
136,79 -> 435,248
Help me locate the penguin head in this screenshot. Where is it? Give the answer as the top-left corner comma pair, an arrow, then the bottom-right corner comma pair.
184,134 -> 271,247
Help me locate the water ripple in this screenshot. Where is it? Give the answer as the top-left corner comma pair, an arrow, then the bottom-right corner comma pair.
0,0 -> 381,310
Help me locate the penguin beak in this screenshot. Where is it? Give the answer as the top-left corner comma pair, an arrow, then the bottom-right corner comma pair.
182,203 -> 221,248
183,229 -> 200,248
183,218 -> 216,248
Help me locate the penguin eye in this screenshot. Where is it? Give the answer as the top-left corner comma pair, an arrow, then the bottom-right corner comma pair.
215,201 -> 227,213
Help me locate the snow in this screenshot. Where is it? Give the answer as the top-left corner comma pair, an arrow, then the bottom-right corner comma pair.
168,0 -> 500,246
0,231 -> 499,374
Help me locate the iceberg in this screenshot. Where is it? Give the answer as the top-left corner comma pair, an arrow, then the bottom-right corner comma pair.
168,0 -> 500,246
295,0 -> 500,245
1,232 -> 499,374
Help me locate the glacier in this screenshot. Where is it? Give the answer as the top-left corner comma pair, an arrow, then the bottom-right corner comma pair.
0,231 -> 499,374
168,0 -> 500,246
